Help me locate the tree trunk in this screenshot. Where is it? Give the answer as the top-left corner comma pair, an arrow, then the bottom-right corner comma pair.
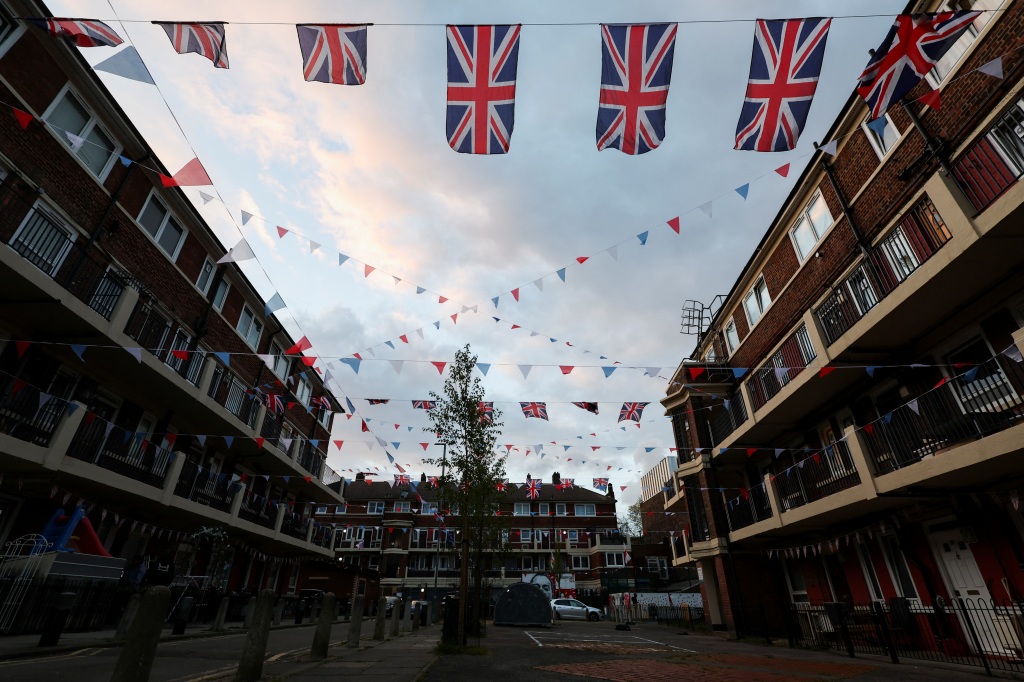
457,519 -> 469,646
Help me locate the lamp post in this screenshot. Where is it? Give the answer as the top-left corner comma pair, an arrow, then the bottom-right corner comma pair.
432,442 -> 448,610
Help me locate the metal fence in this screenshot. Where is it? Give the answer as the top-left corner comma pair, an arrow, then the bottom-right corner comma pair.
0,576 -> 126,635
746,324 -> 817,410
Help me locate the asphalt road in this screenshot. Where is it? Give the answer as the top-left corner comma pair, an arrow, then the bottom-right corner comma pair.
0,624 -> 323,682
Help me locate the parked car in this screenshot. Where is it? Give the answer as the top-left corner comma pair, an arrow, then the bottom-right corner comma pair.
551,598 -> 602,621
385,596 -> 402,618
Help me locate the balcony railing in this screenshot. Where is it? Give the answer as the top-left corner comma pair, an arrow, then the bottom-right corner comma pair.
0,375 -> 69,447
862,354 -> 1024,475
295,441 -> 325,478
172,459 -> 235,513
123,300 -> 204,386
952,95 -> 1024,213
746,324 -> 817,411
709,393 -> 748,445
280,513 -> 308,540
723,481 -> 772,532
815,196 -> 951,346
207,364 -> 259,429
2,203 -> 136,320
773,440 -> 861,512
66,416 -> 172,488
260,411 -> 282,443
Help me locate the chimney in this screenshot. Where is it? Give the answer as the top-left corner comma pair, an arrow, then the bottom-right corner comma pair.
606,481 -> 615,502
356,472 -> 365,481
420,472 -> 427,483
552,471 -> 561,485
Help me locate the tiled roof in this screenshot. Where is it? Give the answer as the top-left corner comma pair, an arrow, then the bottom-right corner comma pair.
341,479 -> 614,504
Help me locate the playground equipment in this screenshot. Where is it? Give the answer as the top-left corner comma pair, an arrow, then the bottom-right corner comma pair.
41,507 -> 111,557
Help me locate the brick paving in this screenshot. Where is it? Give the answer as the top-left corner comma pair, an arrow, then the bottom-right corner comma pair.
538,654 -> 877,681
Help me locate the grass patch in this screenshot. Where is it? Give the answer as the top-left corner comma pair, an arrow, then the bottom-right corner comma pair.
434,642 -> 489,656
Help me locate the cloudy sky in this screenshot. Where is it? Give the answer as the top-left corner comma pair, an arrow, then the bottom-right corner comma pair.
54,0 -> 905,508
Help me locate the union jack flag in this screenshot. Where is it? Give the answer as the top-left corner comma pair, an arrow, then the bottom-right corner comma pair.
366,399 -> 390,405
296,24 -> 367,85
593,478 -> 609,491
560,478 -> 575,489
446,24 -> 521,154
617,402 -> 650,423
526,479 -> 542,500
28,18 -> 122,47
429,476 -> 439,487
572,402 -> 599,415
155,22 -> 229,69
265,393 -> 285,414
394,474 -> 411,485
597,23 -> 678,155
312,395 -> 332,411
495,478 -> 508,491
857,12 -> 980,121
734,18 -> 831,152
478,402 -> 494,423
412,400 -> 436,410
520,402 -> 548,420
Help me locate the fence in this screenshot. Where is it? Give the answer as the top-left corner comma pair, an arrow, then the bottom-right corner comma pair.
0,576 -> 126,635
746,324 -> 817,410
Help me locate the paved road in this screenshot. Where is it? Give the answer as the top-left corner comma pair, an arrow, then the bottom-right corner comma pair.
423,620 -> 994,682
0,624 -> 324,682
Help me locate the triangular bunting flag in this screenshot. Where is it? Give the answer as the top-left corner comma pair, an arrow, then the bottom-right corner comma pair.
518,365 -> 532,379
920,88 -> 941,111
11,107 -> 33,129
218,238 -> 255,264
264,292 -> 286,317
735,183 -> 749,199
93,46 -> 155,84
364,265 -> 375,278
637,231 -> 649,245
477,363 -> 490,376
431,362 -> 446,374
161,157 -> 213,187
978,57 -> 1003,79
556,268 -> 566,282
667,216 -> 680,234
775,163 -> 790,177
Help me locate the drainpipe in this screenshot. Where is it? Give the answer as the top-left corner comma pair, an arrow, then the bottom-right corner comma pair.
816,149 -> 869,258
901,101 -> 953,176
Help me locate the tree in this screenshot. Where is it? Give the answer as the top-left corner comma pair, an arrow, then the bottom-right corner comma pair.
423,345 -> 506,646
619,501 -> 643,538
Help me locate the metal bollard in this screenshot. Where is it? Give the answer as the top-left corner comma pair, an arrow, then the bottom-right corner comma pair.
233,590 -> 276,682
110,586 -> 171,682
38,592 -> 77,647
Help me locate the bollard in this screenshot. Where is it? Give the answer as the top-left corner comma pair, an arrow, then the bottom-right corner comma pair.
172,596 -> 194,636
233,589 -> 276,682
115,594 -> 141,641
310,593 -> 336,659
389,600 -> 400,638
373,597 -> 387,640
425,601 -> 433,627
411,601 -> 420,631
211,596 -> 230,632
346,595 -> 364,648
294,599 -> 306,625
110,586 -> 171,682
310,601 -> 320,622
243,599 -> 255,629
404,600 -> 415,633
38,592 -> 77,647
272,600 -> 284,627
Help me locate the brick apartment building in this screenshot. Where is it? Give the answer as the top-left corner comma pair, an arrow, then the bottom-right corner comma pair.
661,0 -> 1024,658
0,0 -> 347,621
316,472 -> 624,604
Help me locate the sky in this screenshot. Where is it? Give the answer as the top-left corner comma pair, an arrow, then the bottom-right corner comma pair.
52,0 -> 905,509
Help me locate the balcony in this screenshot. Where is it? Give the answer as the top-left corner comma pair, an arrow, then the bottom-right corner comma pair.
952,94 -> 1024,214
295,441 -> 325,478
772,441 -> 861,512
280,513 -> 309,540
862,353 -> 1024,475
65,415 -> 172,488
173,458 -> 235,514
815,196 -> 952,347
709,393 -> 748,445
0,374 -> 70,448
207,364 -> 259,429
123,299 -> 205,386
260,411 -> 283,443
723,481 -> 772,532
746,324 -> 817,411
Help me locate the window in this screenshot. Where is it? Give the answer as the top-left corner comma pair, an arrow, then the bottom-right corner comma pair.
556,503 -> 567,516
571,555 -> 590,570
724,320 -> 740,354
317,406 -> 331,428
394,500 -> 411,513
880,535 -> 919,599
196,258 -> 216,295
315,506 -> 328,515
421,502 -> 438,515
856,543 -> 883,601
10,204 -> 75,276
295,377 -> 312,406
790,192 -> 834,261
0,5 -> 19,51
574,504 -> 595,517
335,504 -> 347,514
704,346 -> 717,363
567,530 -> 578,542
514,502 -> 530,516
237,306 -> 263,349
266,341 -> 290,377
367,501 -> 384,514
212,279 -> 229,311
743,276 -> 771,326
538,503 -> 549,516
605,552 -> 625,567
522,556 -> 533,570
44,88 -> 118,178
862,113 -> 902,159
520,529 -> 532,542
137,193 -> 186,259
783,560 -> 809,603
927,1 -> 998,85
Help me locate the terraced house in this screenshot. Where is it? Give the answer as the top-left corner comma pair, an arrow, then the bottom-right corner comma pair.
0,0 -> 345,629
662,0 -> 1024,667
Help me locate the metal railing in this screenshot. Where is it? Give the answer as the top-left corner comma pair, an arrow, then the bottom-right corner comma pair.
280,514 -> 309,541
295,441 -> 325,478
207,364 -> 259,429
0,375 -> 68,447
746,324 -> 817,410
862,354 -> 1024,475
773,440 -> 861,511
790,597 -> 1024,675
710,393 -> 748,444
815,196 -> 952,346
65,416 -> 172,488
723,481 -> 772,532
322,464 -> 342,487
952,95 -> 1024,213
123,300 -> 205,386
259,411 -> 282,443
238,493 -> 275,529
172,459 -> 234,514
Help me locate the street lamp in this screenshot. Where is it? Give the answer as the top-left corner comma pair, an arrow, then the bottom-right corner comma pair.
432,442 -> 448,609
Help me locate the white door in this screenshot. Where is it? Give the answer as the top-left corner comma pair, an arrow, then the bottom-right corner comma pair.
930,528 -> 1017,655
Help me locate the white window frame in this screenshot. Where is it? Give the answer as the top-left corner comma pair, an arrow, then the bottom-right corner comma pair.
135,191 -> 187,260
556,503 -> 567,517
514,502 -> 530,516
571,555 -> 590,570
789,191 -> 835,262
724,319 -> 740,354
925,1 -> 999,88
335,504 -> 347,514
195,257 -> 216,295
783,560 -> 809,603
567,530 -> 579,542
393,500 -> 411,513
574,504 -> 596,517
295,377 -> 312,406
0,5 -> 25,59
236,305 -> 263,350
211,279 -> 229,311
605,552 -> 625,567
856,542 -> 884,602
367,501 -> 385,515
742,276 -> 772,327
266,341 -> 289,377
520,528 -> 532,543
315,505 -> 328,515
42,84 -> 120,182
861,112 -> 903,160
880,534 -> 920,601
421,501 -> 438,515
538,503 -> 549,516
